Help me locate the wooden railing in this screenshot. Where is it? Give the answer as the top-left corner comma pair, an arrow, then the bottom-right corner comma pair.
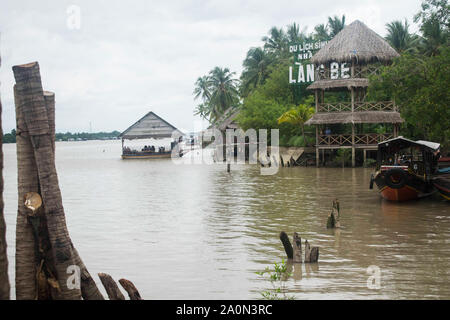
317,101 -> 396,113
315,63 -> 382,81
318,133 -> 394,146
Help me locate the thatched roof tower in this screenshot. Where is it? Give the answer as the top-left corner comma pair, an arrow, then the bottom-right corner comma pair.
311,20 -> 399,65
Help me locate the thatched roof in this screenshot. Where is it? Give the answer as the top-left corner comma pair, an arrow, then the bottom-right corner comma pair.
310,20 -> 399,65
119,111 -> 183,139
307,78 -> 369,90
213,107 -> 240,131
305,111 -> 404,125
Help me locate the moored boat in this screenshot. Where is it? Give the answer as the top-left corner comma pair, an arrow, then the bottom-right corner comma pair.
370,137 -> 440,201
433,157 -> 450,200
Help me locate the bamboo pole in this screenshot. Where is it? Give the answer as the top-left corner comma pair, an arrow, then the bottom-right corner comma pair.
13,62 -> 103,300
0,53 -> 11,300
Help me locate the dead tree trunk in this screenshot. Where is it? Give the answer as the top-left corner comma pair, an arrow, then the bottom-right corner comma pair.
119,279 -> 142,300
13,62 -> 103,300
0,54 -> 11,300
98,273 -> 125,300
14,84 -> 38,299
279,231 -> 293,260
327,199 -> 340,229
292,233 -> 302,263
304,240 -> 319,263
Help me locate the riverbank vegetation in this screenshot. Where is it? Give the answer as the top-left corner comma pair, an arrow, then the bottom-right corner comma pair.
2,130 -> 121,143
193,0 -> 449,152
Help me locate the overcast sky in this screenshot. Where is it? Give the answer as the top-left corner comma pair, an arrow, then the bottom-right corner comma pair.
0,0 -> 422,133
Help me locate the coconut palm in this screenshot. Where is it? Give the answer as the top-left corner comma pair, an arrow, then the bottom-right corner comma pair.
286,22 -> 308,43
277,104 -> 315,142
193,76 -> 211,102
314,23 -> 330,41
262,26 -> 288,55
385,20 -> 418,53
420,17 -> 448,55
328,15 -> 346,38
207,67 -> 240,123
240,47 -> 274,97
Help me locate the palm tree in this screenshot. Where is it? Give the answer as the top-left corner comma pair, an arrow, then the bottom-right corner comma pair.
314,23 -> 330,41
286,22 -> 308,43
193,103 -> 212,122
328,15 -> 346,38
385,20 -> 418,53
240,47 -> 273,97
420,18 -> 447,56
193,76 -> 211,102
277,104 -> 315,143
262,26 -> 288,55
207,67 -> 240,122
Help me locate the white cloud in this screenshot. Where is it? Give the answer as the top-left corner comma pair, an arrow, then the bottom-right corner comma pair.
1,0 -> 422,133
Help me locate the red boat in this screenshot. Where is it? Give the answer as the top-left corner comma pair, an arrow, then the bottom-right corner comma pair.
370,137 -> 440,201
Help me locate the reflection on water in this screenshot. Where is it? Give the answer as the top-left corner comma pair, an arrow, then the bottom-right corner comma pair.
3,140 -> 450,299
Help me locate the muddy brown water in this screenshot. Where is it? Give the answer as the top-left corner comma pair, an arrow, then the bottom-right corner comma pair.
3,140 -> 449,299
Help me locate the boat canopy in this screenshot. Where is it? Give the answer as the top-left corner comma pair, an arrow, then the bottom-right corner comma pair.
378,136 -> 440,152
119,111 -> 183,140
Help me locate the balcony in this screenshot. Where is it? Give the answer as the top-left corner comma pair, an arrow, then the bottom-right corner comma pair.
317,101 -> 397,113
318,133 -> 394,147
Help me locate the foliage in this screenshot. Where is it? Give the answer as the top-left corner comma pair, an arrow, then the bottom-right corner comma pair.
2,129 -> 16,143
193,67 -> 240,123
385,20 -> 419,53
368,47 -> 450,151
240,47 -> 275,97
363,158 -> 377,168
2,130 -> 121,143
277,102 -> 315,142
256,260 -> 295,300
334,149 -> 352,168
327,15 -> 346,37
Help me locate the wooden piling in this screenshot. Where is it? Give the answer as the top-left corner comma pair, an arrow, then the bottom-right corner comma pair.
279,231 -> 293,260
304,240 -> 319,263
327,199 -> 341,229
292,232 -> 302,263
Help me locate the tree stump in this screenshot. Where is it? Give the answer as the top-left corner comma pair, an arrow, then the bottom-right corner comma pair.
119,279 -> 142,300
292,232 -> 302,263
327,199 -> 340,228
98,273 -> 125,300
304,240 -> 319,263
279,231 -> 293,260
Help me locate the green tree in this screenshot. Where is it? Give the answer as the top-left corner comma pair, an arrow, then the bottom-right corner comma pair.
313,23 -> 330,41
368,47 -> 450,152
385,20 -> 418,53
262,26 -> 288,57
240,47 -> 274,97
277,104 -> 315,143
328,15 -> 346,37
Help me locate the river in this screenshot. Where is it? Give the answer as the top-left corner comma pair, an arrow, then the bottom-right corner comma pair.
2,140 -> 450,299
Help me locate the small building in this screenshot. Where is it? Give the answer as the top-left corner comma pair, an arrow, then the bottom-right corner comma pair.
306,20 -> 404,167
119,111 -> 183,159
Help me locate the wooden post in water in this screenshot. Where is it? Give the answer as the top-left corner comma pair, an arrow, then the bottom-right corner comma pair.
279,231 -> 293,260
119,278 -> 142,300
13,62 -> 103,300
326,199 -> 341,228
304,240 -> 319,263
98,273 -> 125,300
292,233 -> 302,263
0,53 -> 11,300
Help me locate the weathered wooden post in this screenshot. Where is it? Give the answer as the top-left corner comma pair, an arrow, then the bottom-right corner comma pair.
0,53 -> 11,300
326,199 -> 341,228
292,232 -> 302,263
13,62 -> 103,300
119,279 -> 142,300
98,273 -> 125,300
279,231 -> 293,260
304,240 -> 319,263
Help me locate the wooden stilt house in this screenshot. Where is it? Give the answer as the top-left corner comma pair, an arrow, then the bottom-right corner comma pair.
306,20 -> 404,167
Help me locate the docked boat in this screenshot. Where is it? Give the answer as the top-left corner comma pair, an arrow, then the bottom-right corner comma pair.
369,137 -> 440,201
433,157 -> 450,200
119,111 -> 184,160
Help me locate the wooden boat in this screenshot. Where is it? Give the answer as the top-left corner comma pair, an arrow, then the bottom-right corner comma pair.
370,137 -> 440,201
433,157 -> 450,200
118,111 -> 184,160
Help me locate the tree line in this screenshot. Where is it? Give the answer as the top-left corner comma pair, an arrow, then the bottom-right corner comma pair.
193,0 -> 449,151
2,129 -> 121,143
